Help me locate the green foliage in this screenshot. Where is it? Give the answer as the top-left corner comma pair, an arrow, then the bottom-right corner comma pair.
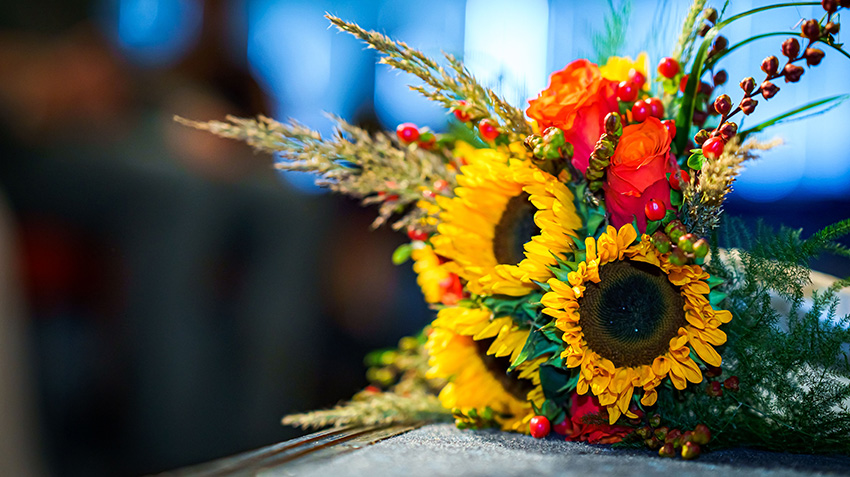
657,218 -> 850,453
590,0 -> 632,64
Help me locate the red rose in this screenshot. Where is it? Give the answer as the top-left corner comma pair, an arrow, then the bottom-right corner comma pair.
526,60 -> 619,173
604,117 -> 679,232
560,393 -> 631,444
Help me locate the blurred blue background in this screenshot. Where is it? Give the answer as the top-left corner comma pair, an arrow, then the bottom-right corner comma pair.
0,0 -> 848,475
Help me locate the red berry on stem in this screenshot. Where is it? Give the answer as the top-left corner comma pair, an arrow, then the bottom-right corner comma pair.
662,119 -> 677,139
707,381 -> 724,397
453,100 -> 471,122
657,57 -> 680,78
529,415 -> 551,438
629,69 -> 647,88
631,100 -> 649,122
679,74 -> 689,93
645,199 -> 666,222
646,98 -> 664,119
617,81 -> 638,102
669,169 -> 689,190
396,123 -> 420,143
724,376 -> 740,392
478,119 -> 500,141
407,229 -> 428,241
702,137 -> 726,159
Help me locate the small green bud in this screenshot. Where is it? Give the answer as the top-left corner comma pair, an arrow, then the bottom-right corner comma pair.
652,231 -> 672,254
693,238 -> 709,258
669,248 -> 687,266
604,113 -> 623,137
543,127 -> 566,147
678,233 -> 695,253
560,142 -> 574,158
596,138 -> 615,159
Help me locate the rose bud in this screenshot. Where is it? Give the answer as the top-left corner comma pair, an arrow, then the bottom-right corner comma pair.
713,94 -> 732,116
740,77 -> 756,94
740,97 -> 758,115
806,48 -> 825,66
783,64 -> 805,83
761,81 -> 780,99
825,22 -> 840,35
781,37 -> 800,58
822,0 -> 839,12
802,19 -> 821,40
713,69 -> 728,86
761,55 -> 779,75
718,122 -> 738,140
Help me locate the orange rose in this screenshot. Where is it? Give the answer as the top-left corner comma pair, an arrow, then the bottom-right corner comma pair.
526,59 -> 619,172
604,117 -> 678,231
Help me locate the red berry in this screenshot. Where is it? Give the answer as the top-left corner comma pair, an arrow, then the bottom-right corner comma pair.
724,376 -> 740,392
662,119 -> 677,139
478,119 -> 500,141
553,419 -> 571,436
707,381 -> 724,397
669,169 -> 690,191
617,81 -> 638,102
629,69 -> 647,88
646,98 -> 664,119
407,229 -> 428,241
453,100 -> 471,122
657,57 -> 680,78
385,194 -> 399,202
631,100 -> 649,122
529,415 -> 550,438
396,122 -> 420,143
702,137 -> 726,159
679,74 -> 689,93
645,199 -> 666,222
434,179 -> 449,191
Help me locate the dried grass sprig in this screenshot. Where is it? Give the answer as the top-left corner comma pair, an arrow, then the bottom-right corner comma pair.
281,390 -> 451,430
683,136 -> 783,236
326,14 -> 532,142
175,114 -> 456,230
672,0 -> 708,66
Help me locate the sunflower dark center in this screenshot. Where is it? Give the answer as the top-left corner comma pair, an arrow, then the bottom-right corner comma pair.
493,192 -> 541,266
578,260 -> 686,368
474,337 -> 534,401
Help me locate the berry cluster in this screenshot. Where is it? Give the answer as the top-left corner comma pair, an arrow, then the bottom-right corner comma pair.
524,126 -> 574,176
638,421 -> 712,460
704,365 -> 740,397
693,1 -> 843,159
585,113 -> 623,191
650,216 -> 708,266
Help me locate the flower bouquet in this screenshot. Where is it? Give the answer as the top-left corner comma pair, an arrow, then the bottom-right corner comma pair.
180,0 -> 850,460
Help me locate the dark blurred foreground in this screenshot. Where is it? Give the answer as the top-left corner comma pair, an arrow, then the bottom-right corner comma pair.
0,1 -> 848,476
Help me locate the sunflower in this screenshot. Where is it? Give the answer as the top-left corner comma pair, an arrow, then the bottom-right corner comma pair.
431,142 -> 582,296
411,243 -> 462,305
541,224 -> 732,424
425,306 -> 546,433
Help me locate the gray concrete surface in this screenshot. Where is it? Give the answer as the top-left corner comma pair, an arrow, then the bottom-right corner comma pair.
273,424 -> 850,477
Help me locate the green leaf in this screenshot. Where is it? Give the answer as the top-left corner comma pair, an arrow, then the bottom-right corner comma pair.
392,244 -> 413,264
709,290 -> 728,305
739,95 -> 850,139
670,189 -> 684,208
646,220 -> 661,236
687,150 -> 705,170
706,275 -> 725,288
539,365 -> 577,400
